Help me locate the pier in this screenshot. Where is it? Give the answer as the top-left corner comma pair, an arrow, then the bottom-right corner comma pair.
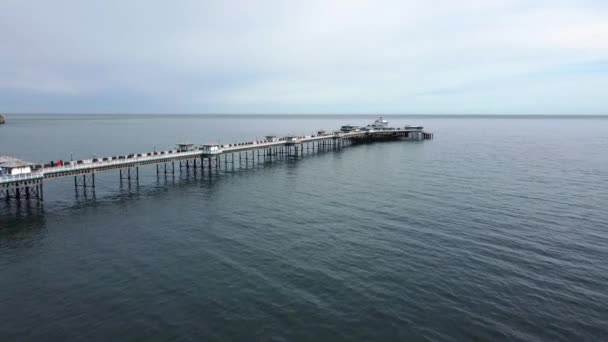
1,121 -> 433,202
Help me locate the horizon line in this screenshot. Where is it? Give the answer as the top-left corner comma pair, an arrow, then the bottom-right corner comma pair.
3,113 -> 608,118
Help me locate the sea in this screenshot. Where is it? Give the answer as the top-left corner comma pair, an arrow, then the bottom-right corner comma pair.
1,114 -> 607,341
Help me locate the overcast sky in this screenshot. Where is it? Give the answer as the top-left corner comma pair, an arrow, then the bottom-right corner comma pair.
1,0 -> 607,114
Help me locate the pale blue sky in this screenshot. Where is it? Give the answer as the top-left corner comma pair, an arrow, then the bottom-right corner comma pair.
1,0 -> 607,114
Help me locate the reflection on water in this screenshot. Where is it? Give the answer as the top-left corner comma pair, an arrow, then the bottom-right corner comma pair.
0,203 -> 47,250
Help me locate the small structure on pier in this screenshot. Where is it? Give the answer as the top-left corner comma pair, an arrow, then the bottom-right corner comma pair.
265,135 -> 278,142
176,143 -> 195,152
285,136 -> 300,144
340,124 -> 360,132
0,156 -> 33,176
201,144 -> 222,154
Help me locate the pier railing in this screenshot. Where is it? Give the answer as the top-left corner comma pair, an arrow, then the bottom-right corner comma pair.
0,172 -> 44,184
40,150 -> 205,176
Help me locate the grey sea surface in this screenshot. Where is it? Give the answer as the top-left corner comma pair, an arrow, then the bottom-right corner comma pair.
1,114 -> 607,341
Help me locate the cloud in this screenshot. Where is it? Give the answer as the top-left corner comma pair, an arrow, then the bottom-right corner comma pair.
0,0 -> 607,113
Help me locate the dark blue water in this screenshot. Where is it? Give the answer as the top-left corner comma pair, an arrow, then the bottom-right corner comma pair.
1,115 -> 607,341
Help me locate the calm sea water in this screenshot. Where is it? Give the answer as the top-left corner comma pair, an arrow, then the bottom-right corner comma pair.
1,115 -> 607,341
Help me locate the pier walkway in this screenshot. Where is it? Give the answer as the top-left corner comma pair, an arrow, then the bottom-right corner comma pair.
1,127 -> 433,202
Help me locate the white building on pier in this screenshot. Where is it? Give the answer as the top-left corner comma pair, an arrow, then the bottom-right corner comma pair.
0,156 -> 34,176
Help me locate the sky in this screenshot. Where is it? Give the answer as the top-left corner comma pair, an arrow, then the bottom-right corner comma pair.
1,0 -> 608,114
